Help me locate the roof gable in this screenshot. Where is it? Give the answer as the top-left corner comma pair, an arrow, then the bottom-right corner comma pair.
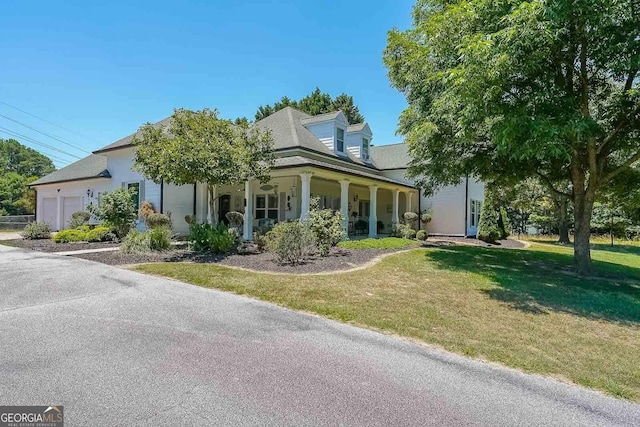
30,154 -> 111,186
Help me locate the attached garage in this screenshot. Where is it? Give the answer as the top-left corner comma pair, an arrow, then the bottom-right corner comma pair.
62,197 -> 83,229
42,198 -> 57,229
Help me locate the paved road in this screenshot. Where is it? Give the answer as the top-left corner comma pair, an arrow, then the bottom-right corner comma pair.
1,245 -> 639,426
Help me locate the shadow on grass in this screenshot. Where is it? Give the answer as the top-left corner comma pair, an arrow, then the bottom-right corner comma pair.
527,239 -> 640,256
425,246 -> 640,324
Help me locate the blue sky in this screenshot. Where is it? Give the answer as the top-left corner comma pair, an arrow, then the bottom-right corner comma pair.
0,0 -> 414,168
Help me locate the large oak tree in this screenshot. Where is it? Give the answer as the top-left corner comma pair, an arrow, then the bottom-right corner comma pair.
384,0 -> 639,274
132,108 -> 275,221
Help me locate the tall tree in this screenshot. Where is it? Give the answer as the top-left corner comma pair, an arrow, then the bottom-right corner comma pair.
132,108 -> 275,221
0,138 -> 55,177
255,88 -> 365,124
384,0 -> 639,274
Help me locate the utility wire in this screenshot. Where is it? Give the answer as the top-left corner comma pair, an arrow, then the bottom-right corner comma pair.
0,100 -> 104,147
0,129 -> 73,166
0,126 -> 82,160
0,113 -> 91,154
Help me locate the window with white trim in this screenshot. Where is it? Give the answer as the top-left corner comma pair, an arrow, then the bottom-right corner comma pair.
362,138 -> 370,160
470,200 -> 482,227
336,128 -> 345,152
255,194 -> 278,220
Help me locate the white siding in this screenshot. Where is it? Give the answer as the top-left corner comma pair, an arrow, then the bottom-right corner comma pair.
422,183 -> 467,236
304,121 -> 335,151
345,130 -> 372,161
466,178 -> 485,236
163,183 -> 195,235
106,148 -> 161,211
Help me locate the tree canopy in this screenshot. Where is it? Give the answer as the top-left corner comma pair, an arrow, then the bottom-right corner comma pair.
132,108 -> 275,219
255,88 -> 365,124
0,138 -> 55,215
384,0 -> 639,274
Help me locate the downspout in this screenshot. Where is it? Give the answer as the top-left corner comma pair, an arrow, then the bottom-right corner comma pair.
417,188 -> 421,231
464,176 -> 469,238
192,183 -> 197,216
160,179 -> 164,214
33,188 -> 37,222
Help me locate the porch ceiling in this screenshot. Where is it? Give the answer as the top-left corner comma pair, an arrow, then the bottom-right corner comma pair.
272,156 -> 415,191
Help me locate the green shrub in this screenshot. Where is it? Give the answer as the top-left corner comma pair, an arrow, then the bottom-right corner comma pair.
307,198 -> 346,256
188,222 -> 236,253
120,230 -> 151,254
21,222 -> 51,240
416,230 -> 428,241
265,221 -> 316,264
148,226 -> 171,251
477,195 -> 501,243
420,210 -> 433,225
53,229 -> 86,243
69,211 -> 90,229
139,201 -> 155,224
498,207 -> 510,239
146,213 -> 172,229
404,229 -> 417,239
87,187 -> 138,238
403,211 -> 418,229
86,226 -> 116,242
338,237 -> 417,250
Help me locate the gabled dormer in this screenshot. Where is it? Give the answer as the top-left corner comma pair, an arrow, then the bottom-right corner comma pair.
300,111 -> 350,155
345,123 -> 373,161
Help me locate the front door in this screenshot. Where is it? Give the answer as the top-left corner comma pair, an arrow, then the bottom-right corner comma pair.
218,195 -> 231,225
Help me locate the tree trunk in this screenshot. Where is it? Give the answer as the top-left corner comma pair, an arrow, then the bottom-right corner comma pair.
572,193 -> 595,276
557,197 -> 570,244
208,185 -> 216,224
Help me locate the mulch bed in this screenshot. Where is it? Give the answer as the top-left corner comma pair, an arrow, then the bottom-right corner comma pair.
3,238 -> 120,253
431,236 -> 526,249
72,247 -> 414,273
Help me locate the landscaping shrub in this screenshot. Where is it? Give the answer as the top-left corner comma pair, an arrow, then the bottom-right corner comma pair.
146,213 -> 172,229
184,215 -> 197,225
85,226 -> 116,242
498,207 -> 510,239
21,222 -> 51,240
69,211 -> 90,229
393,223 -> 416,239
404,228 -> 417,239
53,228 -> 86,243
477,195 -> 501,243
403,211 -> 418,229
265,221 -> 316,264
148,226 -> 171,251
188,222 -> 236,253
87,187 -> 138,238
416,230 -> 428,241
139,201 -> 155,224
120,230 -> 151,254
307,198 -> 346,256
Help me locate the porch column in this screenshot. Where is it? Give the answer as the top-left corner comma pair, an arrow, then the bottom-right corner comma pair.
405,191 -> 413,215
339,180 -> 350,235
242,181 -> 253,240
300,172 -> 313,220
369,185 -> 378,238
392,189 -> 400,226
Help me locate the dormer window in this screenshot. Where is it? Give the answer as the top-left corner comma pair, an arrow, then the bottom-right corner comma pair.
336,128 -> 345,152
362,138 -> 370,160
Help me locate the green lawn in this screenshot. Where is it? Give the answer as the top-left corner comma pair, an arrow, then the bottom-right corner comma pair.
133,242 -> 640,401
337,237 -> 419,250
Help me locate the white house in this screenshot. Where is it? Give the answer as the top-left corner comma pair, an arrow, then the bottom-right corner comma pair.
30,107 -> 484,237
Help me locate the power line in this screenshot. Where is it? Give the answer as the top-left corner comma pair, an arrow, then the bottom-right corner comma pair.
0,113 -> 91,154
0,129 -> 74,166
0,126 -> 82,160
0,100 -> 104,147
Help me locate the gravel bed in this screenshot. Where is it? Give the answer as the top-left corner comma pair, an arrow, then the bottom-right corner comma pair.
432,236 -> 526,248
3,238 -> 120,253
72,247 -> 414,273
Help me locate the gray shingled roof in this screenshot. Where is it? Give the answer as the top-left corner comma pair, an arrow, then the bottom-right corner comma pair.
274,156 -> 414,188
299,111 -> 344,125
30,154 -> 111,186
370,143 -> 411,170
93,116 -> 172,153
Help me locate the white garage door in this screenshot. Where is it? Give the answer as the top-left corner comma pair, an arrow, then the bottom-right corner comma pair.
42,198 -> 58,229
62,197 -> 83,229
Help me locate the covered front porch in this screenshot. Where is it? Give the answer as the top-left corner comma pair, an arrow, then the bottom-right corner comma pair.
201,167 -> 416,240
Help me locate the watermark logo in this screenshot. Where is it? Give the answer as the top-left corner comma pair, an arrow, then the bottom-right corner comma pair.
0,406 -> 63,427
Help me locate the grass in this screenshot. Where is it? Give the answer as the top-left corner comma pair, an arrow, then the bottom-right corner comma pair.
133,242 -> 640,402
337,237 -> 419,250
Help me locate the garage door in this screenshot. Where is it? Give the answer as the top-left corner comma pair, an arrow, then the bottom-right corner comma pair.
42,198 -> 57,229
62,197 -> 83,229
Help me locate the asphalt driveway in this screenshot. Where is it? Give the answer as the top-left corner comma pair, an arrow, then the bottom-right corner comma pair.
1,245 -> 639,426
